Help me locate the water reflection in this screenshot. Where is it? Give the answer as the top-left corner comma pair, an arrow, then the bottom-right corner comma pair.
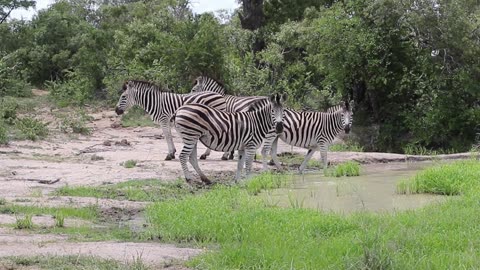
261,162 -> 449,214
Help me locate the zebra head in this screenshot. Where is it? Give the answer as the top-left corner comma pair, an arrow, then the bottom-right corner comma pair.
115,81 -> 136,115
190,76 -> 225,95
269,93 -> 288,134
341,100 -> 354,134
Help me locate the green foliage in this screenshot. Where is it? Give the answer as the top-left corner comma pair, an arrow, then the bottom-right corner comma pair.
54,212 -> 65,228
120,106 -> 155,127
14,214 -> 33,229
0,197 -> 6,205
0,204 -> 99,220
397,160 -> 480,195
58,110 -> 92,135
0,57 -> 31,97
0,120 -> 7,144
327,161 -> 361,177
14,116 -> 48,141
46,71 -> 95,107
330,141 -> 364,152
0,97 -> 18,124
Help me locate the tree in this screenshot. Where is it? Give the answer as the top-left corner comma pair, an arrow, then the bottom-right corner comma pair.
0,0 -> 35,23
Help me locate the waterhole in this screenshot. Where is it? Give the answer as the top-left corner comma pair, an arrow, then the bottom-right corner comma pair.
261,162 -> 450,213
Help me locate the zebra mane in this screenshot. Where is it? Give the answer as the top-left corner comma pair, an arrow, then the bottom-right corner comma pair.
326,104 -> 343,113
246,97 -> 270,112
122,80 -> 171,93
198,76 -> 225,89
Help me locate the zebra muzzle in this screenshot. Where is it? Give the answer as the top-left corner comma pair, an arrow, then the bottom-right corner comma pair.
115,107 -> 124,115
275,122 -> 284,134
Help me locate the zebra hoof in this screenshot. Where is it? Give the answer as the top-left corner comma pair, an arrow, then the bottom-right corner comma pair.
267,160 -> 275,166
221,156 -> 229,160
200,176 -> 212,185
165,154 -> 175,160
228,154 -> 234,160
200,155 -> 207,160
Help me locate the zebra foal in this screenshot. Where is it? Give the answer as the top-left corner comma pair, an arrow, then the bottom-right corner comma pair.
115,80 -> 226,160
266,101 -> 354,173
174,93 -> 287,184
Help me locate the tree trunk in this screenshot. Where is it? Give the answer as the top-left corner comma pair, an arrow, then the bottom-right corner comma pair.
239,0 -> 266,54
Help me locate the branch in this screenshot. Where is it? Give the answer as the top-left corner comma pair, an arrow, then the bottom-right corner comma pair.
0,7 -> 13,24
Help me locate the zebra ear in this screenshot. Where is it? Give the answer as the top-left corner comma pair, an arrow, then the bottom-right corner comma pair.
281,93 -> 288,102
344,100 -> 349,110
127,81 -> 135,88
349,100 -> 354,111
269,94 -> 276,103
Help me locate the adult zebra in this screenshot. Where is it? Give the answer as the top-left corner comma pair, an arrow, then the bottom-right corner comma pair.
115,80 -> 226,160
191,76 -> 267,160
174,93 -> 287,184
265,101 -> 353,173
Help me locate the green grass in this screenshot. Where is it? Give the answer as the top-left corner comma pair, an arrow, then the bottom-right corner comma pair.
403,144 -> 457,155
121,106 -> 155,127
327,161 -> 361,177
330,141 -> 364,152
0,255 -> 150,270
0,197 -> 6,205
54,179 -> 193,202
14,214 -> 33,229
0,204 -> 99,220
397,160 -> 480,195
243,172 -> 288,195
57,110 -> 92,135
145,160 -> 480,269
123,160 -> 138,168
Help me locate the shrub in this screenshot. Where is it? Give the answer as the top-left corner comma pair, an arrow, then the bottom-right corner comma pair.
123,160 -> 137,168
58,111 -> 92,135
15,214 -> 33,229
0,120 -> 7,144
46,71 -> 95,107
0,97 -> 18,124
14,117 -> 48,141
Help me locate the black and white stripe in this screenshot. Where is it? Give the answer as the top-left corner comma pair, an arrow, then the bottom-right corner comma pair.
174,94 -> 287,184
266,101 -> 354,173
115,80 -> 226,160
191,76 -> 267,160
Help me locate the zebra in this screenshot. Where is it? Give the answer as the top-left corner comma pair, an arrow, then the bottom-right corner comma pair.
174,93 -> 287,184
191,76 -> 267,160
115,80 -> 227,160
265,101 -> 354,173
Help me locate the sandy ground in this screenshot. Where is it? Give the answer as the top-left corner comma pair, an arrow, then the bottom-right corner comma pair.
0,103 -> 475,268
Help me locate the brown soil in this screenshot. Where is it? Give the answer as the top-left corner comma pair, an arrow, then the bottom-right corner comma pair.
0,103 -> 474,268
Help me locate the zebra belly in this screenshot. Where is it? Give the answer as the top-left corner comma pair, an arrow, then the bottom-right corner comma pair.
281,134 -> 318,149
199,133 -> 244,152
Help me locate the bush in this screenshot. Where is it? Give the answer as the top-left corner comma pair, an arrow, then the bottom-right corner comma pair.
122,160 -> 137,168
58,111 -> 92,135
0,58 -> 31,98
0,120 -> 7,144
46,71 -> 95,107
14,117 -> 49,141
0,97 -> 18,125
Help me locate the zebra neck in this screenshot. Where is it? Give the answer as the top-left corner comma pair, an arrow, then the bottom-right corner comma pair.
247,106 -> 273,136
328,111 -> 345,135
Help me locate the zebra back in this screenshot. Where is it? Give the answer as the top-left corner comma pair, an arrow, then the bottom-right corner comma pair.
191,76 -> 226,95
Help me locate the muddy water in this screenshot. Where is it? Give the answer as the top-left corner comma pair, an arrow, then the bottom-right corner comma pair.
261,162 -> 449,214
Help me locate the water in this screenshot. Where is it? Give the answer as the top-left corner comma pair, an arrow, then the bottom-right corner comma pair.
261,162 -> 449,214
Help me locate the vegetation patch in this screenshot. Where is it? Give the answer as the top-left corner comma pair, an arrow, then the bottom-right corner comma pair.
123,160 -> 138,168
0,255 -> 150,270
327,161 -> 361,177
397,160 -> 480,195
57,110 -> 92,135
14,117 -> 49,141
243,172 -> 288,195
275,152 -> 322,169
330,141 -> 364,152
14,214 -> 33,229
145,161 -> 480,269
120,106 -> 155,127
54,179 -> 193,202
0,204 -> 99,221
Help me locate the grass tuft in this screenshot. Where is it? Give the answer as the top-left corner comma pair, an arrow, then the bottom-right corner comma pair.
397,160 -> 480,195
243,172 -> 288,195
123,160 -> 137,168
15,214 -> 33,229
14,117 -> 48,141
121,106 -> 155,127
327,161 -> 361,177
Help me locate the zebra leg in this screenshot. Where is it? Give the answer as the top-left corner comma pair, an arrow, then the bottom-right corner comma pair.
244,145 -> 257,178
299,149 -> 316,173
179,141 -> 196,183
189,144 -> 211,184
199,148 -> 211,160
269,137 -> 282,170
162,122 -> 176,160
221,151 -> 230,160
261,133 -> 279,171
235,149 -> 246,182
228,151 -> 234,160
320,145 -> 329,175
